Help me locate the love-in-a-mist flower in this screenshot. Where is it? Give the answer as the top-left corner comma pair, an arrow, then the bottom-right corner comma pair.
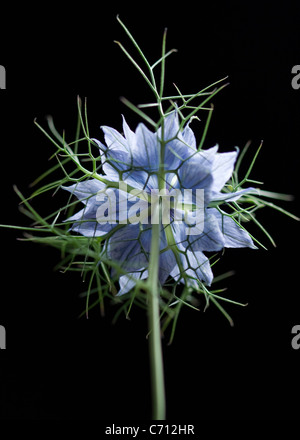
64,111 -> 256,295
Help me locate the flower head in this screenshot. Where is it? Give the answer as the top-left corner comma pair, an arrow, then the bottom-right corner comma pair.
64,111 -> 256,295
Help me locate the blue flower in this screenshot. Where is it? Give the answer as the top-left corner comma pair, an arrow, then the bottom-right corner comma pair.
64,112 -> 256,295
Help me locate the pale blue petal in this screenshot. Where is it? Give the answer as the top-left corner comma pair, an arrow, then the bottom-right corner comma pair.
107,224 -> 151,271
169,263 -> 180,280
64,207 -> 87,223
65,192 -> 119,237
159,112 -> 195,170
186,249 -> 213,286
102,159 -> 151,190
101,163 -> 122,182
134,122 -> 159,171
177,146 -> 217,190
91,138 -> 106,162
97,119 -> 155,190
170,247 -> 213,286
122,115 -> 136,149
101,124 -> 130,154
92,136 -> 128,177
118,269 -> 148,296
99,124 -> 133,174
116,227 -> 177,294
210,208 -> 257,249
123,116 -> 160,172
174,210 -> 225,252
187,212 -> 225,252
101,118 -> 160,176
122,169 -> 155,192
64,184 -> 143,237
182,122 -> 197,150
211,149 -> 238,192
210,187 -> 258,203
165,172 -> 180,191
63,180 -> 115,235
122,170 -> 149,190
70,220 -> 114,237
62,180 -> 106,204
93,188 -> 125,224
164,137 -> 195,171
160,111 -> 180,142
103,148 -> 131,174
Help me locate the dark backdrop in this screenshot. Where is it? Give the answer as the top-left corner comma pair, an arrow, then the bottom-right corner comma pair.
1,2 -> 300,421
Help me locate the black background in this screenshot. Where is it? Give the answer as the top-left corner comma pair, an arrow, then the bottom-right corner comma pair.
1,1 -> 300,421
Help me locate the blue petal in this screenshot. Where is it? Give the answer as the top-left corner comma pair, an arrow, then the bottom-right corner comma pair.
123,116 -> 160,172
182,122 -> 197,150
210,187 -> 258,203
170,247 -> 213,286
92,136 -> 127,181
63,180 -> 116,236
70,220 -> 114,237
122,170 -> 157,192
103,149 -> 131,175
122,115 -> 136,150
186,249 -> 213,286
95,118 -> 158,190
165,137 -> 196,171
118,269 -> 148,296
175,210 -> 225,252
211,149 -> 238,192
158,112 -> 195,170
160,111 -> 180,142
115,226 -> 177,294
121,170 -> 150,190
65,199 -> 118,238
101,158 -> 151,191
99,124 -> 132,175
210,208 -> 257,249
134,122 -> 159,171
62,179 -> 106,204
101,162 -> 122,182
177,146 -> 217,190
91,138 -> 106,161
187,217 -> 225,252
101,124 -> 130,154
64,182 -> 144,237
107,224 -> 151,271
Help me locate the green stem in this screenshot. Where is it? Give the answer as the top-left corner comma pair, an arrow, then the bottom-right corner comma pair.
146,108 -> 167,419
147,205 -> 166,420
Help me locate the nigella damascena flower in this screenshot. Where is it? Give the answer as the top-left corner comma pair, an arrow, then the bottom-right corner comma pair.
64,112 -> 257,295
